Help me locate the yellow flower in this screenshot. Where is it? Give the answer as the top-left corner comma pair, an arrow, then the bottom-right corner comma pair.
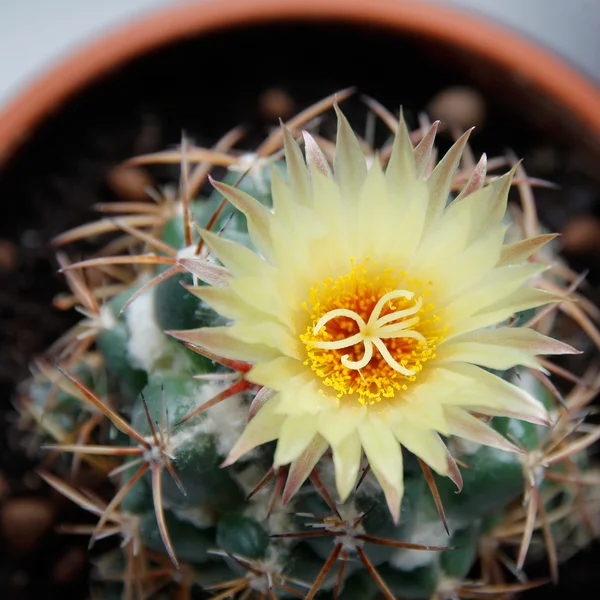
176,107 -> 577,521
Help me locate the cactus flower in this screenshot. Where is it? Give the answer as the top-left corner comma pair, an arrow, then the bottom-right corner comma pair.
180,107 -> 577,521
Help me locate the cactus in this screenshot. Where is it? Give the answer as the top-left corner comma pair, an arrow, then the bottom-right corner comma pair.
19,92 -> 600,599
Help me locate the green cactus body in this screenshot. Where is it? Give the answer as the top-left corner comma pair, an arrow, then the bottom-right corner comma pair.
25,104 -> 599,599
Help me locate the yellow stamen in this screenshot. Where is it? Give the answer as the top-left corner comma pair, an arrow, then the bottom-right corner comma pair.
300,259 -> 444,404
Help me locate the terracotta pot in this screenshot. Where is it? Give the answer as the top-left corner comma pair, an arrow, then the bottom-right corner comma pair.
1,0 -> 599,165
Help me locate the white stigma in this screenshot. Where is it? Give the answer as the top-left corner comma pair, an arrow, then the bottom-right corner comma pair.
309,289 -> 425,376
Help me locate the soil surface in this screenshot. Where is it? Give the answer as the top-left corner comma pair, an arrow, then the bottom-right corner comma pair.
0,21 -> 599,599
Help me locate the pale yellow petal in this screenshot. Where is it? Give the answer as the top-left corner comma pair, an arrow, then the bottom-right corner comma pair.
431,225 -> 504,304
178,257 -> 231,287
444,166 -> 514,244
444,406 -> 522,454
317,403 -> 366,447
413,204 -> 471,270
333,104 -> 367,205
359,417 -> 403,493
282,125 -> 311,206
498,233 -> 559,267
387,180 -> 430,260
229,275 -> 290,324
229,320 -> 302,359
391,422 -> 449,476
331,433 -> 362,503
425,128 -> 472,227
209,178 -> 275,261
166,326 -> 281,362
386,110 -> 418,193
303,131 -> 333,179
283,434 -> 329,504
222,396 -> 285,466
276,376 -> 337,415
357,160 -> 392,257
451,287 -> 564,336
441,363 -> 550,426
438,327 -> 579,370
247,356 -> 306,390
186,285 -> 269,323
413,121 -> 439,178
444,263 -> 546,324
397,395 -> 451,435
199,227 -> 272,278
274,414 -> 319,467
369,461 -> 404,525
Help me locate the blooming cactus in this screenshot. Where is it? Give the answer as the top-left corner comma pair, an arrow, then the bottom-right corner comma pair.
22,95 -> 599,599
170,107 -> 575,521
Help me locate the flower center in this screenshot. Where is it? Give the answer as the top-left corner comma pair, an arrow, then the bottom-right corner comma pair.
300,259 -> 443,404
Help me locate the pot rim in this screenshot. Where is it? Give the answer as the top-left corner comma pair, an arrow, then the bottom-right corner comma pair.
1,0 -> 599,164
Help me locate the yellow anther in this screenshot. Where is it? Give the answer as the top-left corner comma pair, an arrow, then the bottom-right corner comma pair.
300,260 -> 443,403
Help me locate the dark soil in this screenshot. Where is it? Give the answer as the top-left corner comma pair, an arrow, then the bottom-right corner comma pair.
0,20 -> 599,599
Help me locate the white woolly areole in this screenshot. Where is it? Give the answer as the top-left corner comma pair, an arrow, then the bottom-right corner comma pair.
185,380 -> 250,457
172,504 -> 215,529
234,464 -> 296,542
99,304 -> 117,330
390,518 -> 462,571
448,436 -> 481,457
125,287 -> 169,371
247,549 -> 286,593
228,153 -> 272,195
176,244 -> 202,259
